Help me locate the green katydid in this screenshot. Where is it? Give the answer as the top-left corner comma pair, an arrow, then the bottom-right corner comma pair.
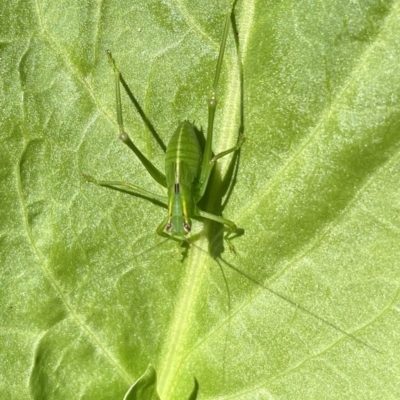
84,5 -> 244,250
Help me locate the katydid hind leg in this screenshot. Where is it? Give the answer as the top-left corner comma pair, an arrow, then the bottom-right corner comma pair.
197,9 -> 232,198
106,51 -> 167,188
197,7 -> 245,201
195,3 -> 244,253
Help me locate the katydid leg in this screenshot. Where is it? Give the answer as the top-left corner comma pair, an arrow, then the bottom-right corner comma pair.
197,11 -> 231,192
196,9 -> 244,201
83,174 -> 168,205
106,51 -> 167,188
197,209 -> 239,251
196,134 -> 245,202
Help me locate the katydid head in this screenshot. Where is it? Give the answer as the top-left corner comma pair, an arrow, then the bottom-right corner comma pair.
166,195 -> 192,237
166,216 -> 191,237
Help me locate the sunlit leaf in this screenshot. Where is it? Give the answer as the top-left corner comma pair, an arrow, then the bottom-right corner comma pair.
1,0 -> 400,398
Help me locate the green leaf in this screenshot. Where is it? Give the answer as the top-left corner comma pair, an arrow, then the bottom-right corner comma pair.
1,0 -> 400,399
124,365 -> 160,400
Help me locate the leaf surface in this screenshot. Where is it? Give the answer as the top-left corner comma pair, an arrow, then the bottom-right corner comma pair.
1,0 -> 400,399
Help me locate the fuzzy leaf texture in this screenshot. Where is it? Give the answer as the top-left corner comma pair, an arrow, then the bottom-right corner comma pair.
1,0 -> 400,399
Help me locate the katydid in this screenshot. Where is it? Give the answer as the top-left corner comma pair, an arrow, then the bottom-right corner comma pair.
84,7 -> 244,250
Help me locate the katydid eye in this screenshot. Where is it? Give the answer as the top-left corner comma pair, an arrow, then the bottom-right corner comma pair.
166,222 -> 172,232
183,223 -> 191,233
